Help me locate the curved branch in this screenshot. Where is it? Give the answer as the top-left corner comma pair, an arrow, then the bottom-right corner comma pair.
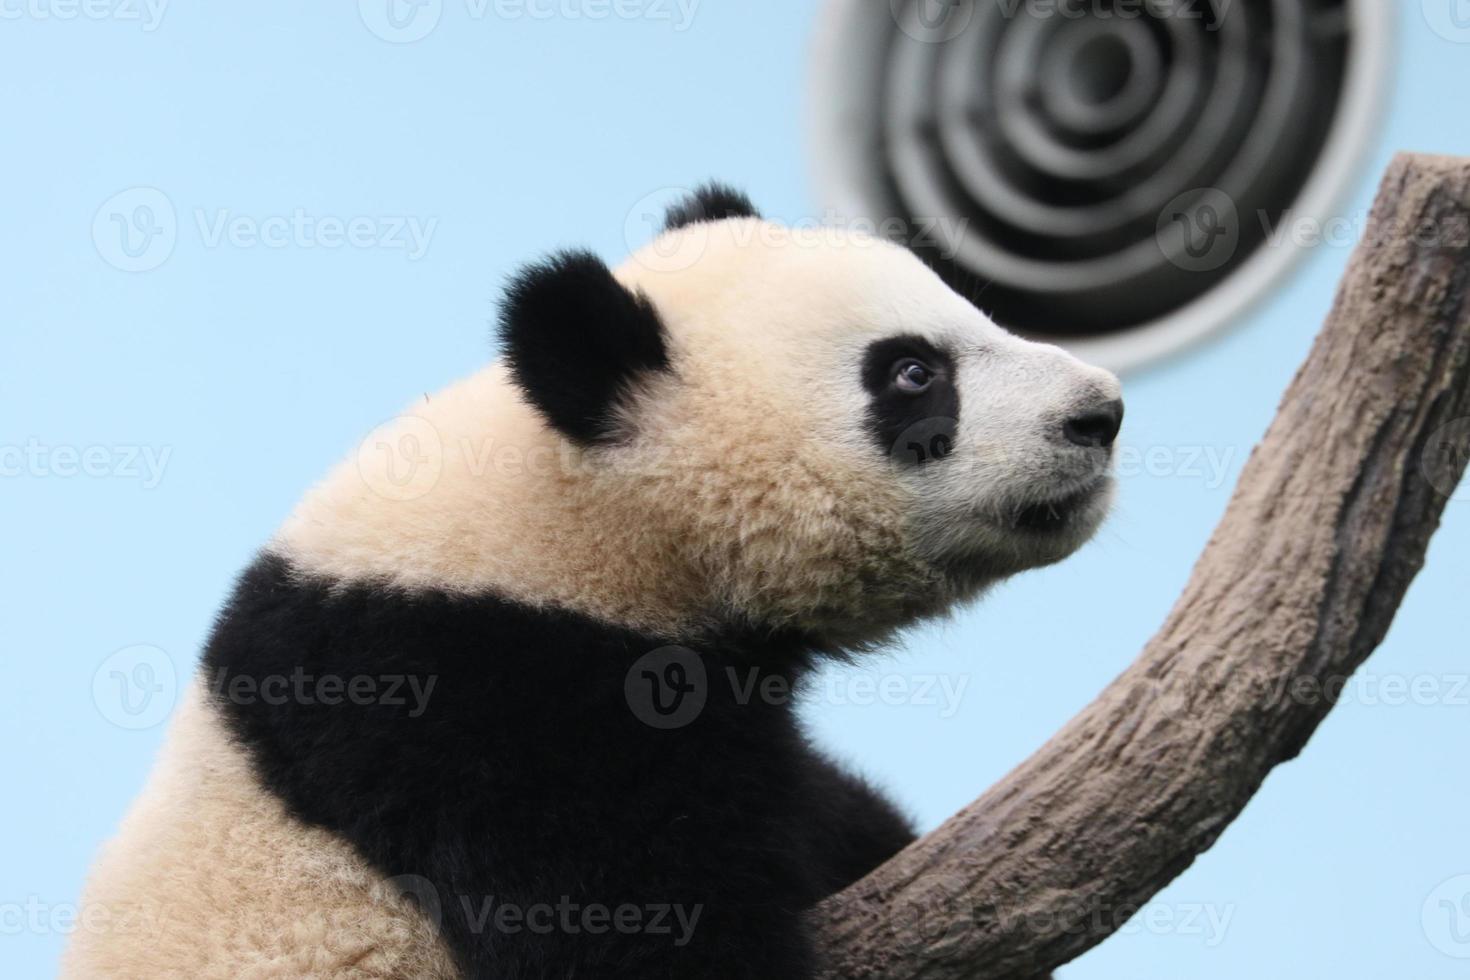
814,153 -> 1470,979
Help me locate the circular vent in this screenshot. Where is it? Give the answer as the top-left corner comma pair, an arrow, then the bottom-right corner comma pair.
809,0 -> 1392,371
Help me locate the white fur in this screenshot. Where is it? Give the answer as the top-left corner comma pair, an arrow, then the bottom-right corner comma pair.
62,685 -> 460,978
278,218 -> 1119,642
68,216 -> 1120,977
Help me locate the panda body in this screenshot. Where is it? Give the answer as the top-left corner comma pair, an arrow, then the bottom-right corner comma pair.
64,186 -> 1122,979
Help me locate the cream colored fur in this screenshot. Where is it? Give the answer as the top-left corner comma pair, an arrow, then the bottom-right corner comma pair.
277,219 -> 1119,644
68,217 -> 1121,978
61,683 -> 459,978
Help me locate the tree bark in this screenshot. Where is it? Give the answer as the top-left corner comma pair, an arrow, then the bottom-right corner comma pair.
813,152 -> 1470,979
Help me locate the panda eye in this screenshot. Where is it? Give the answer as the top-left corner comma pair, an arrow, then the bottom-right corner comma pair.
892,359 -> 934,394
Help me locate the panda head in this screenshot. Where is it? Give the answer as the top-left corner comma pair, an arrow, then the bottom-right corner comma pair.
280,184 -> 1122,650
493,184 -> 1121,645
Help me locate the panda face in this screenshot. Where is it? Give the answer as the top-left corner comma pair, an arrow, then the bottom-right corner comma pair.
875,328 -> 1121,586
614,208 -> 1123,629
857,327 -> 1120,585
276,186 -> 1121,649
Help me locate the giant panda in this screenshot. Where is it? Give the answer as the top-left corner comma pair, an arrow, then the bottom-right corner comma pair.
64,184 -> 1123,979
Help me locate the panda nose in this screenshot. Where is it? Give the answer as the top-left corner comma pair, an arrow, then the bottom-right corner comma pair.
1062,398 -> 1124,449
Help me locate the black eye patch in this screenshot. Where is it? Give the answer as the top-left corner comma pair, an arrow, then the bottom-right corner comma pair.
861,335 -> 959,467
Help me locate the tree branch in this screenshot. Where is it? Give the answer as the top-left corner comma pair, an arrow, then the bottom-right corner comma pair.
814,152 -> 1470,979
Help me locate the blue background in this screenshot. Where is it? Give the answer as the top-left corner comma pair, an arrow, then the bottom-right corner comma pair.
3,1 -> 1468,976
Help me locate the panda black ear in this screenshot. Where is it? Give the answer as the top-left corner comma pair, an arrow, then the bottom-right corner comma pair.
662,182 -> 761,232
498,250 -> 670,444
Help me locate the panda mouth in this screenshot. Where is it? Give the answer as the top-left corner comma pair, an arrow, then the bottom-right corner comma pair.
1011,483 -> 1102,534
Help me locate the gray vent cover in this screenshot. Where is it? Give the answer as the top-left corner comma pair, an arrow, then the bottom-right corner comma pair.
809,0 -> 1391,371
